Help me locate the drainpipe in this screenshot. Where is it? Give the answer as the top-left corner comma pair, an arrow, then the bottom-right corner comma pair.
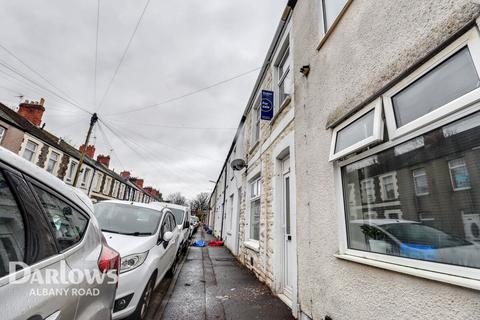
220,164 -> 227,240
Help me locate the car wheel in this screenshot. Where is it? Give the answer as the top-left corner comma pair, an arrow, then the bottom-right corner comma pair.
131,275 -> 155,320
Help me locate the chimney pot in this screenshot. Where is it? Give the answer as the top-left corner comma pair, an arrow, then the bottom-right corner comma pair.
79,144 -> 96,158
97,154 -> 111,168
18,99 -> 46,127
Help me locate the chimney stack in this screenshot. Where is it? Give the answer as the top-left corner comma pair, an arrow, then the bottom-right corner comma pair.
97,154 -> 110,168
135,179 -> 144,189
120,171 -> 131,179
79,144 -> 96,158
18,99 -> 46,126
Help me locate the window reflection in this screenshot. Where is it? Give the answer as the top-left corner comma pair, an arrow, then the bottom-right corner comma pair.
343,111 -> 480,268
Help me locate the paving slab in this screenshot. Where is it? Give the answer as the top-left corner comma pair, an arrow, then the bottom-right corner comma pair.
160,228 -> 294,320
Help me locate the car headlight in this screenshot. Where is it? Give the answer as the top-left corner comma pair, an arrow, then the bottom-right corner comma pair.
120,252 -> 148,274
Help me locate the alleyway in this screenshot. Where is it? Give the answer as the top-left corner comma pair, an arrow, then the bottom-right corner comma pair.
145,229 -> 293,320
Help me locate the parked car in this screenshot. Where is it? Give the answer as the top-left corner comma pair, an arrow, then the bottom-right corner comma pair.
151,202 -> 190,255
0,147 -> 119,320
94,200 -> 180,320
189,216 -> 200,237
349,219 -> 480,268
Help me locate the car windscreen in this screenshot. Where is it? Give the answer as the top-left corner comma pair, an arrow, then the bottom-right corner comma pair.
169,208 -> 185,225
94,202 -> 162,236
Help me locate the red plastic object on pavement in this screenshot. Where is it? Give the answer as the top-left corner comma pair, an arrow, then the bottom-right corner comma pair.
208,240 -> 224,247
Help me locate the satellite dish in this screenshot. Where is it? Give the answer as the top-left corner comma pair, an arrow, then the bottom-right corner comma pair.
231,159 -> 247,171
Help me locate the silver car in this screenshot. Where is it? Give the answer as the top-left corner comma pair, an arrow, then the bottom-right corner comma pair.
0,147 -> 119,320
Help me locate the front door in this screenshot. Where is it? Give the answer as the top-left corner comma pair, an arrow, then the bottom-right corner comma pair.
282,156 -> 294,300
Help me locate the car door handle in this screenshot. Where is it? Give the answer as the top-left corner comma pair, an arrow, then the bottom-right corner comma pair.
27,316 -> 43,320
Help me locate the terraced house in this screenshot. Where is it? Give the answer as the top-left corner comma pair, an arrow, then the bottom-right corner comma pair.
0,99 -> 162,204
210,1 -> 299,315
210,0 -> 480,319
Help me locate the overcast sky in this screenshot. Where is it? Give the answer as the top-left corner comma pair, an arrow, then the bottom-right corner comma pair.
0,0 -> 286,199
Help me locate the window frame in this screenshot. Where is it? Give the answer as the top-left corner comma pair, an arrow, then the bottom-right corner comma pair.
412,168 -> 429,196
448,158 -> 471,191
81,167 -> 92,188
321,0 -> 349,34
332,27 -> 480,289
0,126 -> 6,143
66,160 -> 78,183
27,177 -> 90,254
22,140 -> 38,162
383,28 -> 480,140
329,97 -> 384,161
275,40 -> 292,109
379,172 -> 398,201
317,0 -> 352,50
249,176 -> 261,242
46,150 -> 60,174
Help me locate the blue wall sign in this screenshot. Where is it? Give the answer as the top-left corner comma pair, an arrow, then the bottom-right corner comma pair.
261,90 -> 274,120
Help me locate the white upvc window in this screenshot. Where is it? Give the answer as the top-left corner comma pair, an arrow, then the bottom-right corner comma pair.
448,158 -> 471,191
82,168 -> 92,188
360,178 -> 375,204
22,140 -> 38,162
249,177 -> 261,241
379,172 -> 398,201
96,173 -> 104,192
383,28 -> 480,140
46,151 -> 60,174
66,161 -> 78,183
0,126 -> 6,143
331,27 -> 480,289
118,184 -> 125,199
320,0 -> 349,33
103,177 -> 112,195
329,98 -> 384,161
112,180 -> 119,198
276,44 -> 292,108
412,168 -> 429,196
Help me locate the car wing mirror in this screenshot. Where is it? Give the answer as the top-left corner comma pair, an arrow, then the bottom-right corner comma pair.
163,231 -> 173,242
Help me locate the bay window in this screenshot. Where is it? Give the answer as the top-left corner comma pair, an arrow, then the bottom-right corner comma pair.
332,28 -> 480,284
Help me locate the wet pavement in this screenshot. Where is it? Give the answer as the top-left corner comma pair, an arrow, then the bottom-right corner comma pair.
146,228 -> 294,320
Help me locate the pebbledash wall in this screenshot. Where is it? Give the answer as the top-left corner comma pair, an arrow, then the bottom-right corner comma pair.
293,1 -> 480,320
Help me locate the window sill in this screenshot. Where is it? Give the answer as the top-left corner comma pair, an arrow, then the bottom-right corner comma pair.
335,253 -> 480,291
244,240 -> 260,252
317,0 -> 353,51
271,96 -> 292,126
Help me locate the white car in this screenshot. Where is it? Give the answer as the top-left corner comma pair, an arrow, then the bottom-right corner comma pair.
151,202 -> 191,255
349,219 -> 480,268
94,200 -> 180,320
